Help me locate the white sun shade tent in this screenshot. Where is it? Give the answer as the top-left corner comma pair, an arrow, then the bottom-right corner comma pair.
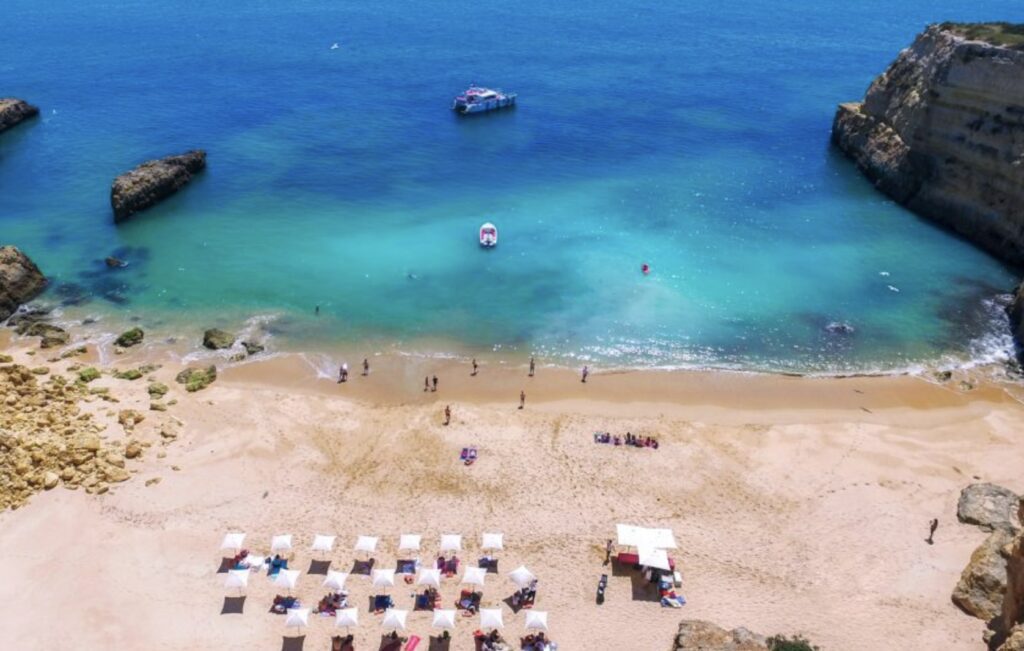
221,532 -> 245,551
285,607 -> 310,632
616,524 -> 677,550
638,545 -> 672,571
274,569 -> 301,593
381,608 -> 408,632
311,534 -> 336,553
271,534 -> 293,553
525,610 -> 549,632
399,534 -> 422,551
480,608 -> 504,630
354,535 -> 378,555
481,532 -> 504,551
335,607 -> 359,631
417,568 -> 441,588
225,568 -> 249,591
372,568 -> 396,590
323,571 -> 349,592
462,566 -> 488,587
509,565 -> 536,589
432,608 -> 457,630
440,534 -> 462,553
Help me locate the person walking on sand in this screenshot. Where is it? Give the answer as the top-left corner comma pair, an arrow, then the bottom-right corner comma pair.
581,365 -> 589,383
362,358 -> 370,376
605,539 -> 614,564
424,376 -> 430,392
927,518 -> 938,545
519,390 -> 525,410
472,358 -> 478,376
529,356 -> 535,377
338,363 -> 348,383
432,374 -> 438,392
444,405 -> 451,426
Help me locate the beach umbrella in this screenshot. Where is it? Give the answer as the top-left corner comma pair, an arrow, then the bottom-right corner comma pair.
432,609 -> 456,631
461,566 -> 487,587
372,568 -> 396,590
417,568 -> 441,588
481,532 -> 504,551
311,534 -> 336,553
271,534 -> 293,553
524,611 -> 548,632
381,608 -> 408,633
616,524 -> 644,548
323,570 -> 349,592
354,535 -> 378,555
274,569 -> 301,593
649,528 -> 678,550
335,607 -> 359,633
225,568 -> 249,591
638,545 -> 671,571
399,534 -> 422,551
440,534 -> 462,553
479,607 -> 504,630
220,532 -> 245,551
245,554 -> 265,573
509,565 -> 536,589
285,607 -> 310,633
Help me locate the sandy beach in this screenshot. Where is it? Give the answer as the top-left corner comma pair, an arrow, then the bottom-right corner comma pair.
1,336 -> 1022,650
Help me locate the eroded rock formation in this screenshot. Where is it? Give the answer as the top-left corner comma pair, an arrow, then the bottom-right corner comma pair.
110,150 -> 206,222
672,620 -> 768,651
0,99 -> 39,133
0,246 -> 47,322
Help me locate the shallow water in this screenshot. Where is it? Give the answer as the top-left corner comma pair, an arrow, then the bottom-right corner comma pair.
2,0 -> 1021,372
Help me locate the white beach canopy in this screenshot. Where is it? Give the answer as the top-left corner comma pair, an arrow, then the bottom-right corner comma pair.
335,607 -> 359,629
432,609 -> 457,630
372,568 -> 396,588
524,610 -> 549,632
509,565 -> 536,589
285,607 -> 310,631
274,569 -> 301,591
220,532 -> 246,551
480,608 -> 504,630
354,535 -> 378,554
638,545 -> 672,571
323,571 -> 349,592
311,534 -> 336,552
417,568 -> 442,588
225,568 -> 249,590
616,524 -> 677,550
440,534 -> 462,552
462,566 -> 488,587
398,534 -> 422,551
271,534 -> 293,553
481,532 -> 504,551
246,555 -> 265,571
381,608 -> 408,632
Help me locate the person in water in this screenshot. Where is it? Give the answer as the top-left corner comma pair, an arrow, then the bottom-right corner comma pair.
338,363 -> 348,383
315,305 -> 320,316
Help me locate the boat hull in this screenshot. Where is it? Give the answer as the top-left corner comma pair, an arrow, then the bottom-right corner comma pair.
454,95 -> 516,115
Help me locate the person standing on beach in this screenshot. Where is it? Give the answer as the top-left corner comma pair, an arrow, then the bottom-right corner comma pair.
529,356 -> 535,377
605,539 -> 614,564
362,358 -> 370,376
927,518 -> 938,545
424,376 -> 430,392
581,365 -> 589,383
472,358 -> 478,376
444,405 -> 451,426
338,363 -> 348,383
432,375 -> 438,392
519,390 -> 525,410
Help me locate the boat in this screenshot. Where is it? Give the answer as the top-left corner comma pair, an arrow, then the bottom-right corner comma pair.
479,222 -> 498,247
452,86 -> 516,114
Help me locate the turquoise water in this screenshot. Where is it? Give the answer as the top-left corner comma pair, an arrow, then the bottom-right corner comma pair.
2,0 -> 1021,372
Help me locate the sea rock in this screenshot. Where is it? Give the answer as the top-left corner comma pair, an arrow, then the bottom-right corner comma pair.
673,620 -> 768,651
1012,283 -> 1024,360
104,256 -> 127,268
242,340 -> 265,356
124,441 -> 142,459
824,321 -> 855,335
175,365 -> 217,392
203,328 -> 236,350
959,483 -> 1022,533
831,24 -> 1024,267
110,150 -> 206,223
77,367 -> 101,383
147,382 -> 168,398
0,99 -> 39,133
0,246 -> 48,322
114,368 -> 143,380
114,327 -> 144,347
117,409 -> 145,431
18,322 -> 69,349
954,529 -> 1014,621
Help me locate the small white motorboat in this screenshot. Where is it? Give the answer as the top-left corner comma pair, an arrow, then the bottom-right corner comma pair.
479,222 -> 497,248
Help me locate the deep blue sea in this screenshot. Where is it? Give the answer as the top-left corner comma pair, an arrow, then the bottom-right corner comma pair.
2,0 -> 1022,373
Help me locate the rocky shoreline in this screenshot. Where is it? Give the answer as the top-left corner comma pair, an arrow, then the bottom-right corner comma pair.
0,98 -> 39,133
111,150 -> 206,223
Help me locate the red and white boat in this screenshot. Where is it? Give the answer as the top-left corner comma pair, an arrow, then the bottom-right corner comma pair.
479,222 -> 497,248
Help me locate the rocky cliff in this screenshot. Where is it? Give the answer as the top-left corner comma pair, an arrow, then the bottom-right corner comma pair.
672,621 -> 768,651
832,24 -> 1024,266
110,150 -> 206,223
0,246 -> 47,322
0,99 -> 39,133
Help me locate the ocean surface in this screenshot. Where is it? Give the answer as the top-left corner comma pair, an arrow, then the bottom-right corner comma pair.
2,0 -> 1022,373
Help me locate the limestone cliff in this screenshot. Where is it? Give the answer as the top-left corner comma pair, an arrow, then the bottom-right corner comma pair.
0,246 -> 47,322
111,151 -> 206,223
832,24 -> 1024,266
0,98 -> 39,133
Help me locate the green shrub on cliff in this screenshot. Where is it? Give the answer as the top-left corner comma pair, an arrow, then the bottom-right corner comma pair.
940,22 -> 1024,49
767,635 -> 817,651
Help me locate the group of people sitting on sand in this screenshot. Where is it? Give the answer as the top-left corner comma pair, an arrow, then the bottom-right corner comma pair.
315,590 -> 349,616
271,594 -> 301,614
521,632 -> 556,651
510,578 -> 538,609
414,586 -> 441,610
474,629 -> 510,651
593,431 -> 659,449
436,554 -> 460,576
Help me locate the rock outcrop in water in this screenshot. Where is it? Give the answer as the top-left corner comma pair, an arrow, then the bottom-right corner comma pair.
831,24 -> 1024,267
0,246 -> 48,322
1012,284 -> 1024,357
0,99 -> 39,133
111,150 -> 206,223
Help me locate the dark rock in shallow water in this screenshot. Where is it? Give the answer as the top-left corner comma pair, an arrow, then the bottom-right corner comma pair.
115,327 -> 144,348
0,246 -> 48,322
242,341 -> 265,356
105,257 -> 128,268
111,150 -> 206,223
824,321 -> 856,335
0,99 -> 39,133
203,328 -> 236,350
18,322 -> 69,348
53,281 -> 91,307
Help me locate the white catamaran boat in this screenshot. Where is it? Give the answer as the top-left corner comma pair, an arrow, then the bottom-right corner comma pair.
452,86 -> 517,114
479,222 -> 498,247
